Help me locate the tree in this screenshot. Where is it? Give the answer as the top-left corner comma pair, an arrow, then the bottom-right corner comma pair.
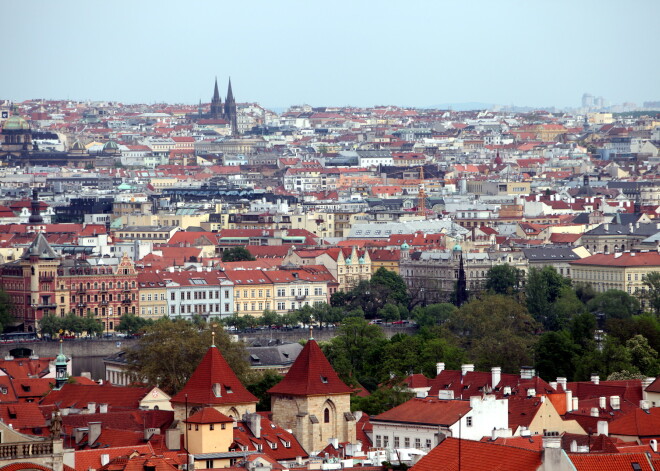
62,312 -> 85,336
117,314 -> 150,335
125,319 -> 249,395
573,336 -> 634,381
221,246 -> 255,262
378,304 -> 400,323
587,290 -> 640,320
39,313 -> 62,337
260,310 -> 281,328
350,386 -> 414,416
535,331 -> 578,381
371,268 -> 409,307
526,266 -> 571,329
411,303 -> 456,328
84,314 -> 104,337
0,290 -> 14,333
485,264 -> 522,295
574,282 -> 597,304
245,370 -> 283,411
448,294 -> 538,373
548,287 -> 587,331
625,334 -> 660,377
642,271 -> 660,316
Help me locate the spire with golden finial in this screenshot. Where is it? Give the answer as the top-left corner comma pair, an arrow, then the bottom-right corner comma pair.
309,325 -> 314,340
211,324 -> 217,347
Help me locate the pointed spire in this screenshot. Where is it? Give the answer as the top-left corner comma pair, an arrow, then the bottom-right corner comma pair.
226,77 -> 234,103
213,77 -> 220,101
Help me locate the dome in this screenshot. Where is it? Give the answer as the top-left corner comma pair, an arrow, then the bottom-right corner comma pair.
345,257 -> 352,265
103,140 -> 119,151
358,256 -> 365,264
2,115 -> 30,131
70,140 -> 85,151
400,242 -> 410,250
452,243 -> 462,252
56,352 -> 67,364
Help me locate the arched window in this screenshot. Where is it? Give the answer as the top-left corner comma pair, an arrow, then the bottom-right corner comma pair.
324,408 -> 330,423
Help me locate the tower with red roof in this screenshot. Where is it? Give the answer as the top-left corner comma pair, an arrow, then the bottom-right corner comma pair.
170,342 -> 257,433
267,332 -> 356,454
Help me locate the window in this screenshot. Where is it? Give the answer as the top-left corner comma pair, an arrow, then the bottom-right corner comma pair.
210,424 -> 214,430
383,436 -> 389,448
404,437 -> 410,447
324,408 -> 330,423
206,460 -> 213,468
394,436 -> 400,448
425,439 -> 431,449
415,438 -> 421,448
375,435 -> 382,447
466,416 -> 473,427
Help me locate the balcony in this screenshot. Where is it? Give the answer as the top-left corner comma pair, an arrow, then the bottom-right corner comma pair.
121,298 -> 132,304
100,300 -> 109,306
295,295 -> 306,301
39,276 -> 54,282
77,288 -> 86,294
77,302 -> 87,308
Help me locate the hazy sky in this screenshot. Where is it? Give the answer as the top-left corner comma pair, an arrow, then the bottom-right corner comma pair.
3,0 -> 658,109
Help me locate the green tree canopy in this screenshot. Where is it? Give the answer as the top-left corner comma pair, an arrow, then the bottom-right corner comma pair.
535,330 -> 578,381
411,303 -> 457,328
485,264 -> 522,295
221,246 -> 256,262
587,290 -> 640,320
245,370 -> 283,412
125,319 -> 249,395
642,271 -> 660,316
526,266 -> 571,329
350,386 -> 414,416
0,290 -> 14,333
116,314 -> 151,335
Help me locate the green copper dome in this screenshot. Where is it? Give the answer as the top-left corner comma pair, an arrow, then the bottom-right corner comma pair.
55,340 -> 67,365
401,242 -> 410,250
2,115 -> 30,131
452,243 -> 462,252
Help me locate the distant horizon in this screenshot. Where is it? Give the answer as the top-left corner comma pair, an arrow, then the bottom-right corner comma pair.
3,0 -> 658,110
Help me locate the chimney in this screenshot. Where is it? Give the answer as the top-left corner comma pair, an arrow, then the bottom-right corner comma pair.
101,454 -> 110,466
570,440 -> 578,452
640,400 -> 650,411
246,412 -> 261,439
99,404 -> 108,413
550,381 -> 557,390
556,377 -> 567,391
542,430 -> 561,449
461,364 -> 474,376
591,407 -> 599,417
88,422 -> 102,446
572,397 -> 579,411
165,428 -> 180,450
599,396 -> 606,409
438,390 -> 454,400
597,420 -> 608,436
566,390 -> 573,412
642,377 -> 655,399
520,366 -> 535,380
610,396 -> 620,410
503,386 -> 512,396
328,437 -> 339,449
650,439 -> 658,453
590,374 -> 600,385
527,388 -> 536,398
144,427 -> 159,441
436,362 -> 445,376
74,427 -> 86,444
87,402 -> 96,414
491,367 -> 501,388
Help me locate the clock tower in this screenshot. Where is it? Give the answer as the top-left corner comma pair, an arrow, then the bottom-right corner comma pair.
55,339 -> 68,390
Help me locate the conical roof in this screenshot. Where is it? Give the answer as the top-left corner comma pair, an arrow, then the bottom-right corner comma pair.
267,339 -> 353,396
170,345 -> 257,405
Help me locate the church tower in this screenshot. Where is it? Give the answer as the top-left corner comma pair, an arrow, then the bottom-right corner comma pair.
268,332 -> 356,454
54,339 -> 69,390
224,78 -> 238,136
170,340 -> 257,434
209,77 -> 223,120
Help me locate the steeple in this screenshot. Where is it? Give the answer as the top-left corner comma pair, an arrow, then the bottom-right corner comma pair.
209,77 -> 223,120
224,77 -> 238,136
55,339 -> 68,390
28,188 -> 43,224
225,77 -> 234,104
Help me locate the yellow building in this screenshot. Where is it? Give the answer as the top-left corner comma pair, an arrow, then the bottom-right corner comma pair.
570,252 -> 660,301
137,272 -> 168,320
224,270 -> 274,315
184,407 -> 234,469
369,248 -> 400,274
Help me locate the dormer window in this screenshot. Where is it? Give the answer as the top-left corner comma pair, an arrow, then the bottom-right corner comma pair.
320,375 -> 328,384
225,385 -> 233,394
213,383 -> 222,397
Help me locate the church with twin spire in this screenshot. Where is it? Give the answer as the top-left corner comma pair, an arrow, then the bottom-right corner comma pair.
200,77 -> 238,136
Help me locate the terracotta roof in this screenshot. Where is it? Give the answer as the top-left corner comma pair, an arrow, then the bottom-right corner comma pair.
185,407 -> 233,424
170,346 -> 257,406
267,339 -> 353,396
41,383 -> 148,410
231,416 -> 308,461
569,452 -> 655,471
608,408 -> 660,438
73,445 -> 154,471
0,402 -> 46,431
570,252 -> 660,267
410,437 -> 542,471
373,397 -> 471,426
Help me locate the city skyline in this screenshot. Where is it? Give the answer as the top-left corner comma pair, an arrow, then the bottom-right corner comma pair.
2,0 -> 658,109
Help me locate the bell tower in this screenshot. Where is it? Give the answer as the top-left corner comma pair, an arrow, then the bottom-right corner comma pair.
55,339 -> 69,390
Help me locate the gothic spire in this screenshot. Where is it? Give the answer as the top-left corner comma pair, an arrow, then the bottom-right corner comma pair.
213,77 -> 220,102
226,77 -> 234,103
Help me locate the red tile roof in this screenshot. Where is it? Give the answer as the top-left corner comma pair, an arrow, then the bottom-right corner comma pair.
569,452 -> 655,471
40,383 -> 149,410
373,397 -> 471,426
571,252 -> 660,267
0,402 -> 46,432
267,339 -> 353,396
170,346 -> 257,406
410,437 -> 542,471
608,408 -> 660,438
185,407 -> 233,424
231,416 -> 308,461
73,445 -> 155,471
